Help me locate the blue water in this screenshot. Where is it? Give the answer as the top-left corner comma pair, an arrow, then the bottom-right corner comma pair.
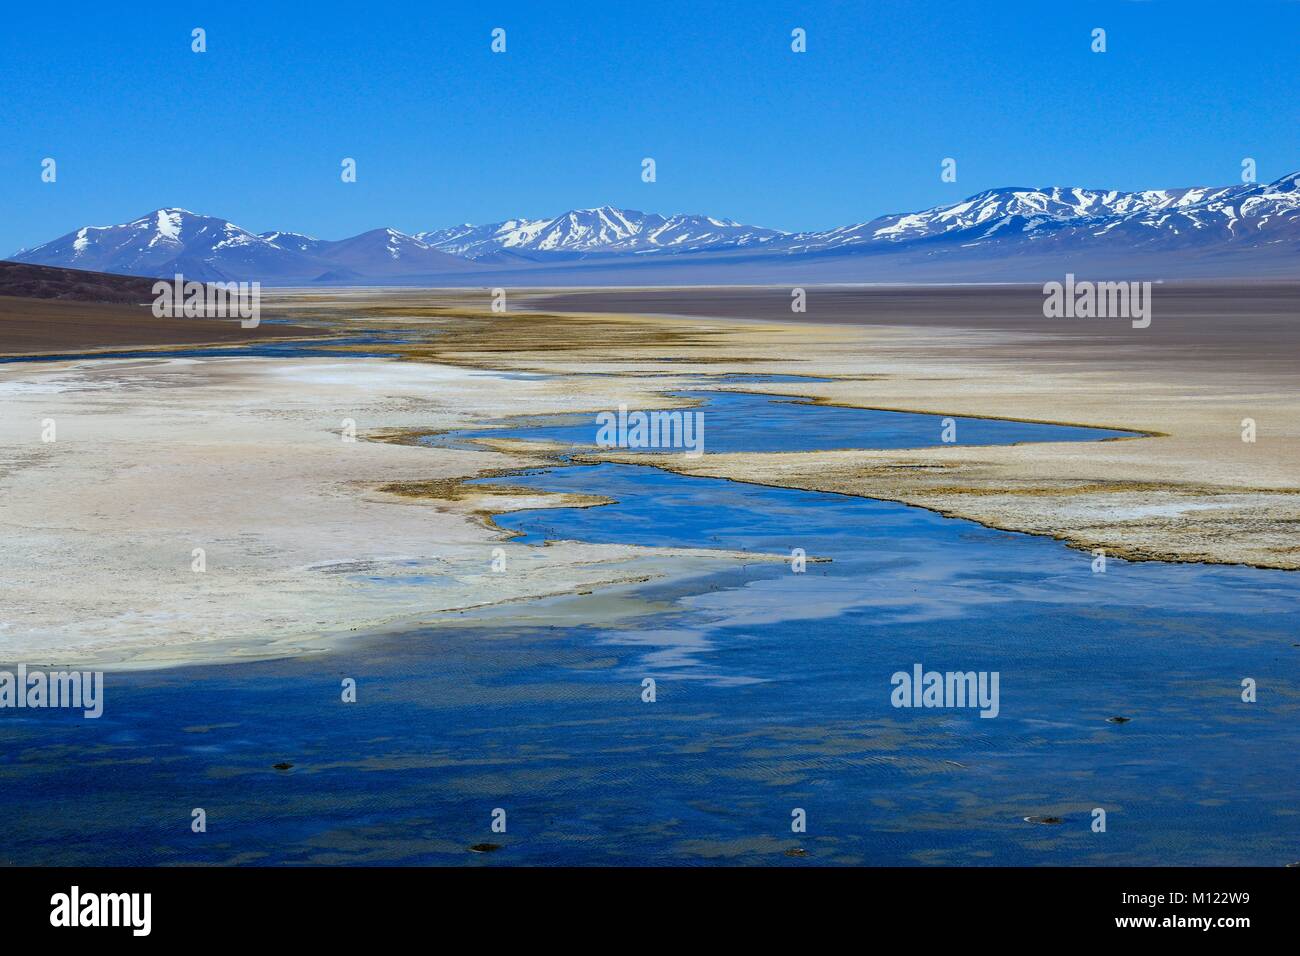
0,375 -> 1294,867
444,388 -> 1138,453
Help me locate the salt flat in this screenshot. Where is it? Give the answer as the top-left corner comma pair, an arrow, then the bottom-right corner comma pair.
0,353 -> 768,668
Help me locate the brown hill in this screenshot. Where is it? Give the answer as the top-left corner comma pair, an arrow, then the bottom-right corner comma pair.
0,262 -> 327,355
0,260 -> 164,303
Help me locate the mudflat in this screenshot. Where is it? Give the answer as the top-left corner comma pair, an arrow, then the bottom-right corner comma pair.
0,295 -> 330,355
532,282 -> 1300,371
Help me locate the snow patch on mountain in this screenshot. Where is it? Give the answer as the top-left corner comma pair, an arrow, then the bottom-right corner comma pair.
420,206 -> 785,257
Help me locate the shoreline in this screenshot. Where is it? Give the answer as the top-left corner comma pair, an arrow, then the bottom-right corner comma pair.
592,454 -> 1300,572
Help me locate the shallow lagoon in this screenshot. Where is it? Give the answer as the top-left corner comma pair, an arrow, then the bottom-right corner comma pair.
448,386 -> 1138,453
0,377 -> 1295,866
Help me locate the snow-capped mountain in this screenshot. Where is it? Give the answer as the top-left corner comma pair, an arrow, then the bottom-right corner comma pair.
16,209 -> 320,281
9,171 -> 1298,284
774,174 -> 1300,254
11,211 -> 474,282
414,176 -> 1300,264
418,206 -> 785,258
416,218 -> 551,257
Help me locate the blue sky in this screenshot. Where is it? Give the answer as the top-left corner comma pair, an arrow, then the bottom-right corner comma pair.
2,0 -> 1297,253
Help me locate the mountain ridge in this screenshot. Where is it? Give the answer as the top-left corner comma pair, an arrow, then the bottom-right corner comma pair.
10,171 -> 1298,284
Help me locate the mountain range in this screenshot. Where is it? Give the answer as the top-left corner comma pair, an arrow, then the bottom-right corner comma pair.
9,171 -> 1298,284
